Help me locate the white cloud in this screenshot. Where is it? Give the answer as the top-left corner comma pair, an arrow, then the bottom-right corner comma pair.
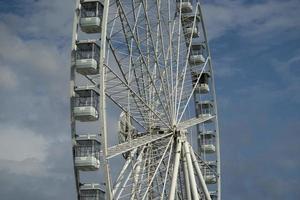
0,22 -> 67,75
0,126 -> 48,162
213,56 -> 241,78
0,158 -> 46,176
271,54 -> 300,103
0,65 -> 18,89
275,54 -> 300,77
0,0 -> 73,179
1,0 -> 74,41
0,125 -> 49,176
0,125 -> 73,177
203,0 -> 300,40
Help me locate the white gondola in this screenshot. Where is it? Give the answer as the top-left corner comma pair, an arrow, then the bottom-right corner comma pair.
199,131 -> 216,153
182,12 -> 200,38
80,0 -> 104,33
196,101 -> 214,121
75,40 -> 100,75
192,71 -> 210,93
73,86 -> 99,122
205,176 -> 217,184
75,134 -> 101,171
80,183 -> 105,200
189,40 -> 206,65
177,0 -> 193,13
202,161 -> 217,184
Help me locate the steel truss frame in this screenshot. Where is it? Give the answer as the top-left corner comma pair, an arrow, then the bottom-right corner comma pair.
70,0 -> 221,199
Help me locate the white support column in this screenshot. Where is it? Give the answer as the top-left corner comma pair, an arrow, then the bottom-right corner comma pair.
182,151 -> 192,200
183,141 -> 199,200
190,145 -> 212,200
160,139 -> 174,200
168,138 -> 182,200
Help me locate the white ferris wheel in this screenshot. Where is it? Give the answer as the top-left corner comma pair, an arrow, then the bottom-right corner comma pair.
70,0 -> 221,199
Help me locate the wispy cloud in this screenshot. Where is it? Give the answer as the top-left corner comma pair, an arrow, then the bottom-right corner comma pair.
203,0 -> 300,41
0,0 -> 73,41
0,65 -> 18,89
0,126 -> 48,162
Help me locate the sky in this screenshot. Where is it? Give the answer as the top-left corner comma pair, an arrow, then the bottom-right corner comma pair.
0,0 -> 299,199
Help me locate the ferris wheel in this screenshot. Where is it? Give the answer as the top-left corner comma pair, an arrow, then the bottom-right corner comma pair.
70,0 -> 221,199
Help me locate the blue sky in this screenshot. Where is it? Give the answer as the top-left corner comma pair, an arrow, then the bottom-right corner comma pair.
0,0 -> 299,199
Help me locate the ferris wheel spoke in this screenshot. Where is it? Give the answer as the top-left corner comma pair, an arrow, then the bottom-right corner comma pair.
175,4 -> 201,121
114,1 -> 145,100
115,137 -> 173,200
115,0 -> 173,124
105,64 -> 170,127
154,0 -> 167,79
107,132 -> 172,159
177,56 -> 210,123
78,71 -> 147,130
160,138 -> 174,200
130,152 -> 144,200
177,115 -> 215,130
114,147 -> 147,200
166,2 -> 179,121
140,0 -> 174,115
112,148 -> 139,197
138,138 -> 174,200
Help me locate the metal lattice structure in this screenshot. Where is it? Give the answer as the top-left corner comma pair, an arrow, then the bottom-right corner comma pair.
70,0 -> 221,199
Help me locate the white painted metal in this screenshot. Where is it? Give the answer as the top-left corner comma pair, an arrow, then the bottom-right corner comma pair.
183,140 -> 199,199
177,115 -> 215,130
169,138 -> 182,200
73,106 -> 98,121
79,0 -> 103,33
112,149 -> 137,197
197,2 -> 222,198
177,2 -> 193,13
80,17 -> 101,33
75,156 -> 100,170
70,0 -> 221,199
201,144 -> 216,154
107,132 -> 173,159
189,54 -> 206,64
98,0 -> 112,199
75,59 -> 98,75
80,183 -> 105,200
190,146 -> 212,200
74,134 -> 101,171
182,149 -> 192,200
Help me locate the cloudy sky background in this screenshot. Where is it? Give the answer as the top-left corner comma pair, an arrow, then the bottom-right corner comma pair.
0,0 -> 299,199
